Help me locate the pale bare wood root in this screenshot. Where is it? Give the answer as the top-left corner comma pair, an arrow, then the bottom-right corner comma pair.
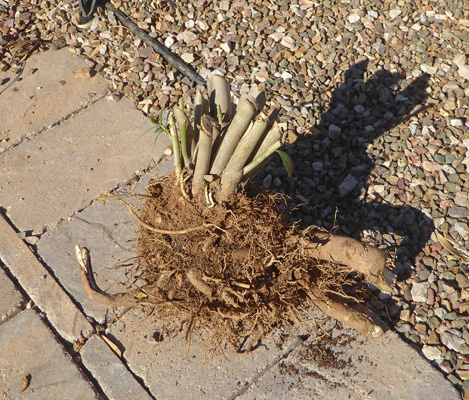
75,245 -> 144,308
186,268 -> 213,298
294,232 -> 393,293
310,288 -> 384,338
295,279 -> 384,338
76,240 -> 386,338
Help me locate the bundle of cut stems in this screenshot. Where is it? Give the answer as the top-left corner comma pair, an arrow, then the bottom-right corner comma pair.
163,75 -> 295,202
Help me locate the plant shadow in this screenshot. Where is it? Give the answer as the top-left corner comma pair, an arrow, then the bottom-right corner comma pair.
284,60 -> 433,282
254,60 -> 434,336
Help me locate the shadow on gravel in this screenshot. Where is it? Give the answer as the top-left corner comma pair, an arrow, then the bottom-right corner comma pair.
291,60 -> 433,280
275,61 -> 434,334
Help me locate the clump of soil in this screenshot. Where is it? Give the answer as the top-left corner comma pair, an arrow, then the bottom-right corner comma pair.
135,176 -> 365,352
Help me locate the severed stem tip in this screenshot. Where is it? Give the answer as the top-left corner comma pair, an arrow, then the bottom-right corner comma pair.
75,244 -> 89,274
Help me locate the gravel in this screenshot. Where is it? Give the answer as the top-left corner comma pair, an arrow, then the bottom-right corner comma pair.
1,0 -> 469,395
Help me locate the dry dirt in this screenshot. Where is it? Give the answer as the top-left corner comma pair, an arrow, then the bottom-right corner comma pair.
134,176 -> 368,353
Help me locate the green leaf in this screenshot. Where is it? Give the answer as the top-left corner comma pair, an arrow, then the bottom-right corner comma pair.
276,150 -> 293,177
150,116 -> 157,124
179,97 -> 184,110
133,292 -> 148,301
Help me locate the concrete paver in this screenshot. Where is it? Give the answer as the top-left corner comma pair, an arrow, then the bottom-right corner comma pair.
37,197 -> 141,324
0,214 -> 93,343
0,93 -> 170,233
106,306 -> 459,400
80,334 -> 153,400
36,169 -> 171,324
0,265 -> 24,324
237,329 -> 460,400
105,307 -> 295,400
0,48 -> 108,153
0,309 -> 99,399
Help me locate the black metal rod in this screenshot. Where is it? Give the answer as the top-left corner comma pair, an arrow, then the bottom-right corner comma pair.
104,1 -> 206,87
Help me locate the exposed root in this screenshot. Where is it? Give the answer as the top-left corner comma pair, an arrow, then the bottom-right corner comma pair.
75,245 -> 142,308
296,230 -> 394,293
77,176 -> 391,353
111,194 -> 211,235
186,268 -> 214,298
304,283 -> 383,339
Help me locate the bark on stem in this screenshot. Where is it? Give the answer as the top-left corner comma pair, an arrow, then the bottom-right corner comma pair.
168,113 -> 182,181
192,115 -> 216,195
207,74 -> 232,121
173,107 -> 193,165
193,91 -> 205,155
210,94 -> 258,176
219,112 -> 270,199
249,121 -> 282,163
248,85 -> 267,110
226,112 -> 270,174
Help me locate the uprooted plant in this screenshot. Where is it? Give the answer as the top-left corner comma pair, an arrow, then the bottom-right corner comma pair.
76,75 -> 395,353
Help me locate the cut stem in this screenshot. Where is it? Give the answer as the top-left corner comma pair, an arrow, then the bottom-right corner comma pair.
219,112 -> 270,199
173,107 -> 193,166
243,139 -> 282,176
192,91 -> 205,155
225,112 -> 270,175
210,94 -> 258,176
192,115 -> 216,195
248,85 -> 267,110
168,113 -> 182,182
207,74 -> 232,122
249,121 -> 282,163
217,105 -> 223,125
